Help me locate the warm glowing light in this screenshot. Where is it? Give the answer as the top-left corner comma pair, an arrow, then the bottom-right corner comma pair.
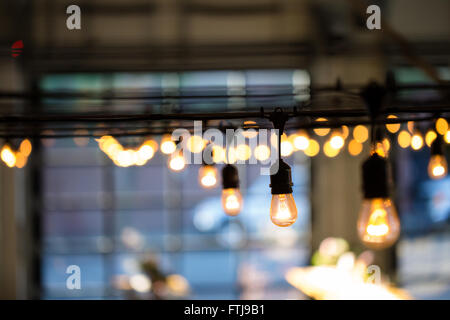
281,135 -> 294,157
314,118 -> 330,136
115,149 -> 135,167
304,139 -> 320,157
293,130 -> 310,150
411,132 -> 424,150
19,139 -> 32,157
348,139 -> 363,156
397,130 -> 411,148
235,144 -> 251,161
329,134 -> 345,150
129,274 -> 152,293
160,134 -> 177,154
225,147 -> 237,164
166,274 -> 190,296
138,140 -> 157,161
254,145 -> 270,161
428,155 -> 448,179
187,135 -> 206,153
221,188 -> 243,216
1,145 -> 16,168
341,126 -> 349,139
436,118 -> 448,135
15,151 -> 27,169
242,121 -> 259,139
357,198 -> 400,249
169,152 -> 186,171
374,141 -> 388,158
353,125 -> 369,143
386,115 -> 400,133
270,193 -> 298,227
323,141 -> 340,158
198,165 -> 218,188
212,145 -> 225,163
444,131 -> 450,144
425,130 -> 437,147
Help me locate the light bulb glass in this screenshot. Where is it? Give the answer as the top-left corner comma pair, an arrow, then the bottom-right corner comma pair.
270,193 -> 298,227
436,118 -> 449,135
353,125 -> 369,143
313,118 -> 330,136
198,166 -> 218,188
348,139 -> 363,156
169,153 -> 186,171
254,145 -> 270,161
1,145 -> 16,168
160,135 -> 176,155
425,130 -> 437,147
411,132 -> 424,150
221,188 -> 243,216
357,198 -> 400,249
428,154 -> 448,179
293,131 -> 310,150
445,131 -> 450,144
386,115 -> 400,133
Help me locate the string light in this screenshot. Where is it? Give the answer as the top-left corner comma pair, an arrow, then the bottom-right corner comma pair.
198,165 -> 218,188
348,139 -> 363,156
397,130 -> 411,149
313,118 -> 330,136
160,134 -> 176,155
428,135 -> 448,180
304,139 -> 320,157
329,130 -> 345,150
425,130 -> 437,147
280,134 -> 294,157
410,130 -> 424,151
254,145 -> 270,161
19,139 -> 32,157
353,125 -> 369,143
1,144 -> 17,168
293,130 -> 310,151
445,131 -> 450,144
269,109 -> 298,227
385,115 -> 400,134
169,151 -> 186,172
323,140 -> 340,158
358,152 -> 400,249
435,118 -> 449,135
221,164 -> 242,216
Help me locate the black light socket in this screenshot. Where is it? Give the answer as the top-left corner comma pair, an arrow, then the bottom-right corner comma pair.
431,135 -> 444,156
362,153 -> 390,199
222,164 -> 239,189
270,159 -> 293,195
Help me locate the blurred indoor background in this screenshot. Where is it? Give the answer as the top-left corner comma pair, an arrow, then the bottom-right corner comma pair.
0,0 -> 449,299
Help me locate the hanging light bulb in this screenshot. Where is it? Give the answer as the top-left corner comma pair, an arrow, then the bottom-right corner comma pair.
221,164 -> 242,216
160,134 -> 177,155
425,130 -> 437,147
198,164 -> 218,188
268,109 -> 298,227
385,115 -> 400,134
168,151 -> 186,172
293,130 -> 310,151
329,129 -> 345,150
1,144 -> 17,168
428,135 -> 448,179
357,152 -> 400,249
269,160 -> 298,227
411,130 -> 424,151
